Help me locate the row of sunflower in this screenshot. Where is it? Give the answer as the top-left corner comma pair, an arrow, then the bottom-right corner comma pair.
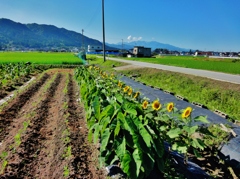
74,65 -> 213,179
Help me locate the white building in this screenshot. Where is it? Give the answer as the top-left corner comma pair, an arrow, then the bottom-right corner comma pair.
88,45 -> 102,52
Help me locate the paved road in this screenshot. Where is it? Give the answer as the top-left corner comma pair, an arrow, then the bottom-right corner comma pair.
102,56 -> 240,84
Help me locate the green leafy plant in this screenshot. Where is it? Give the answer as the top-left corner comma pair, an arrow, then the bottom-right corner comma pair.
0,152 -> 8,174
74,66 -> 228,178
63,165 -> 70,177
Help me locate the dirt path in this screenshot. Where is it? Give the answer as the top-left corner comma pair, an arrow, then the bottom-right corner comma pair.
0,69 -> 106,179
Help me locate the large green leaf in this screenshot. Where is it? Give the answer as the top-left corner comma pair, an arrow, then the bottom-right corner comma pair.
132,133 -> 149,153
194,116 -> 209,123
93,96 -> 100,120
167,128 -> 181,138
141,151 -> 155,176
115,93 -> 123,103
100,116 -> 110,136
133,149 -> 142,178
183,125 -> 198,135
100,128 -> 111,152
87,116 -> 95,128
123,101 -> 137,116
139,125 -> 153,148
124,115 -> 138,135
93,123 -> 100,144
123,130 -> 135,148
88,129 -> 93,143
132,117 -> 152,148
152,137 -> 164,158
192,138 -> 205,150
125,108 -> 137,115
99,105 -> 114,121
122,151 -> 137,179
117,112 -> 128,130
115,137 -> 126,161
172,142 -> 188,154
114,119 -> 121,137
105,150 -> 116,165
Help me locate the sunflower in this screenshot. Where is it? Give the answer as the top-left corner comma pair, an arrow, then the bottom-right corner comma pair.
142,100 -> 149,109
123,86 -> 130,93
89,66 -> 93,70
182,107 -> 192,118
118,80 -> 122,87
133,91 -> 140,99
167,102 -> 174,112
119,83 -> 123,88
152,100 -> 161,111
128,88 -> 133,96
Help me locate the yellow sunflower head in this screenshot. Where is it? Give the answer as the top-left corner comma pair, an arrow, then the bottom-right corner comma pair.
118,80 -> 122,87
152,100 -> 161,111
182,107 -> 192,118
133,91 -> 140,99
123,86 -> 130,93
142,100 -> 149,109
167,102 -> 174,112
119,83 -> 123,88
128,88 -> 133,96
89,66 -> 93,70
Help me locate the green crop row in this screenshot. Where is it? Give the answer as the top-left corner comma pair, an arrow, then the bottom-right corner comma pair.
0,52 -> 83,64
74,65 -> 228,178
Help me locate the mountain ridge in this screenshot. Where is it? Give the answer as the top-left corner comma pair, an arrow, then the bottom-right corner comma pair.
0,18 -> 102,50
1,18 -> 190,52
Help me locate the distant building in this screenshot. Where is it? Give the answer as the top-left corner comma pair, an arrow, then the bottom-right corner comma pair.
87,45 -> 119,53
133,46 -> 151,57
88,45 -> 102,52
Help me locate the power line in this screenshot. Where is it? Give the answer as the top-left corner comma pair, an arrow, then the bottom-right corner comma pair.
83,1 -> 101,30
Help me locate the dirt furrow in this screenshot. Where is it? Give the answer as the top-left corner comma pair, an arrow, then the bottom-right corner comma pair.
32,72 -> 69,179
1,73 -> 62,178
0,69 -> 106,179
67,74 -> 106,179
0,73 -> 49,142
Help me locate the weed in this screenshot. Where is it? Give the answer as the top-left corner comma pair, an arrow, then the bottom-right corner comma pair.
14,133 -> 21,147
63,165 -> 70,177
0,160 -> 8,174
0,152 -> 8,174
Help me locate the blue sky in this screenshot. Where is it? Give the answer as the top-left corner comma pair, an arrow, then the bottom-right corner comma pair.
0,0 -> 240,52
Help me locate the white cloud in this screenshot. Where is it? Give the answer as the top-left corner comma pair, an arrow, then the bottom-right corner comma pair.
127,35 -> 132,40
127,35 -> 142,41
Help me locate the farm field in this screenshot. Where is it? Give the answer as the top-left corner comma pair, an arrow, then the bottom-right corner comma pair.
0,69 -> 106,178
0,53 -> 239,178
0,52 -> 83,64
113,55 -> 240,74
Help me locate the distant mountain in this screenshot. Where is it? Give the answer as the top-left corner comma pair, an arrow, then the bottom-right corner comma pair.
0,18 -> 109,50
107,41 -> 191,52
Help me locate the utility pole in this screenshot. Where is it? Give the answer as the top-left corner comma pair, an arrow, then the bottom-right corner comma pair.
82,29 -> 84,50
102,0 -> 106,62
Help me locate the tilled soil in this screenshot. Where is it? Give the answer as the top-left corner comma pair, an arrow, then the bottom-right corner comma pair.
0,69 -> 106,179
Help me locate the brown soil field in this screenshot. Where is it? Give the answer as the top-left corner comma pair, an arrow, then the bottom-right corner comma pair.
0,69 -> 106,179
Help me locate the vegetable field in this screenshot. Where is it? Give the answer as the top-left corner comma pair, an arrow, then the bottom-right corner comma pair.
0,69 -> 105,178
0,60 -> 239,178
